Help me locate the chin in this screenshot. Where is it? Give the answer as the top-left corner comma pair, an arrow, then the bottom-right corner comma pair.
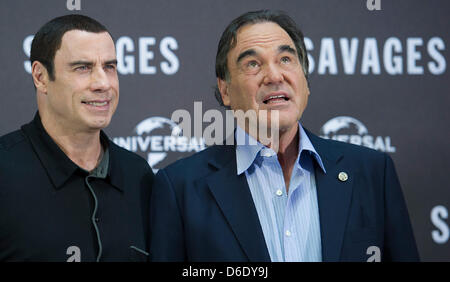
275,114 -> 298,130
88,119 -> 111,130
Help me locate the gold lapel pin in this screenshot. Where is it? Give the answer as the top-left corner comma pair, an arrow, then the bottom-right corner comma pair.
338,172 -> 348,182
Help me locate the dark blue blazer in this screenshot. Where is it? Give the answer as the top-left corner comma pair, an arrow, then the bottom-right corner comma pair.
149,129 -> 419,262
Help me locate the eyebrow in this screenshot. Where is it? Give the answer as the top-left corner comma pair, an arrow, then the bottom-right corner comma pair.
69,59 -> 118,67
105,59 -> 118,65
278,45 -> 297,55
236,49 -> 257,64
69,61 -> 93,67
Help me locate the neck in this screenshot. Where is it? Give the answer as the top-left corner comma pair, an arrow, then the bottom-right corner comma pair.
275,124 -> 299,166
269,123 -> 300,193
40,113 -> 103,172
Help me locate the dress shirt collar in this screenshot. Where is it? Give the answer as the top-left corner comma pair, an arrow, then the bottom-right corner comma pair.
235,122 -> 326,175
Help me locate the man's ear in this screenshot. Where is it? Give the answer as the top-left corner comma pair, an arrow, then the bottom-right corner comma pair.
217,78 -> 231,107
32,61 -> 49,94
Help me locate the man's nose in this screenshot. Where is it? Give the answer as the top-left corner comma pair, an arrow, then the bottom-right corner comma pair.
90,66 -> 111,92
262,63 -> 284,85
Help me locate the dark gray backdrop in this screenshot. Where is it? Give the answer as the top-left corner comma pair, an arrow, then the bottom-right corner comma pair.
0,0 -> 449,261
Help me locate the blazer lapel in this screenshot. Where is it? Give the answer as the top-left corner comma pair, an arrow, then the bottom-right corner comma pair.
205,146 -> 271,262
306,130 -> 354,262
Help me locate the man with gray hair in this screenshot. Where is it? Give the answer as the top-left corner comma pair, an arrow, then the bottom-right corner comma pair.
150,10 -> 419,262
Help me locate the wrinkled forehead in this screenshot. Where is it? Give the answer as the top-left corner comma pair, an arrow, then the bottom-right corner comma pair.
231,22 -> 296,54
234,22 -> 294,51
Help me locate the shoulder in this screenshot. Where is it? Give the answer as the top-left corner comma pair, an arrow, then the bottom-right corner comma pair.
157,144 -> 231,181
109,140 -> 147,163
0,129 -> 35,180
0,129 -> 27,151
306,130 -> 390,168
0,129 -> 31,164
108,140 -> 153,171
325,137 -> 386,159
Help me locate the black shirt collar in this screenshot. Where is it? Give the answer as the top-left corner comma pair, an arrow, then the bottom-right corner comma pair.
21,112 -> 124,192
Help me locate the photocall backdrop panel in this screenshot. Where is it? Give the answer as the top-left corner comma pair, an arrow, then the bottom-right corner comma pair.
0,0 -> 449,261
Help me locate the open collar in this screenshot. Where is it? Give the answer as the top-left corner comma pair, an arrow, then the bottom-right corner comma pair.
21,112 -> 124,192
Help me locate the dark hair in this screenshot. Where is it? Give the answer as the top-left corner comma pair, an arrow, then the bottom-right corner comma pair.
30,14 -> 109,81
214,10 -> 309,107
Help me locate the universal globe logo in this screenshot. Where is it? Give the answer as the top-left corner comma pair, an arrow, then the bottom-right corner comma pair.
320,116 -> 396,152
113,116 -> 205,172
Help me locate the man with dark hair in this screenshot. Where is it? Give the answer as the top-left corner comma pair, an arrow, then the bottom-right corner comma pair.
30,14 -> 109,81
0,15 -> 153,261
150,10 -> 419,262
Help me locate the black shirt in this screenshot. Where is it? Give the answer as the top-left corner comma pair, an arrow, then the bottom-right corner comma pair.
0,113 -> 153,261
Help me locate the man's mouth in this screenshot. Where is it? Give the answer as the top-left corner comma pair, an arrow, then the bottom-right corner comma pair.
263,94 -> 290,104
81,100 -> 111,110
82,101 -> 109,106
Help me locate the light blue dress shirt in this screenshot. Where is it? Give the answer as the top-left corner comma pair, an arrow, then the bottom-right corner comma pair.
235,123 -> 326,262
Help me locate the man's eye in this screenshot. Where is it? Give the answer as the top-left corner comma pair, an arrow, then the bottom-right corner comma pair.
75,66 -> 89,71
105,64 -> 116,71
247,61 -> 259,68
281,56 -> 291,64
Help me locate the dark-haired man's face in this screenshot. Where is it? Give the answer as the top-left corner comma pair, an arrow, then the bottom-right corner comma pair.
218,22 -> 309,136
44,30 -> 119,133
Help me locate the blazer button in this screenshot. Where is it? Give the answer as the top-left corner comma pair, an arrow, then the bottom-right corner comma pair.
338,172 -> 348,182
